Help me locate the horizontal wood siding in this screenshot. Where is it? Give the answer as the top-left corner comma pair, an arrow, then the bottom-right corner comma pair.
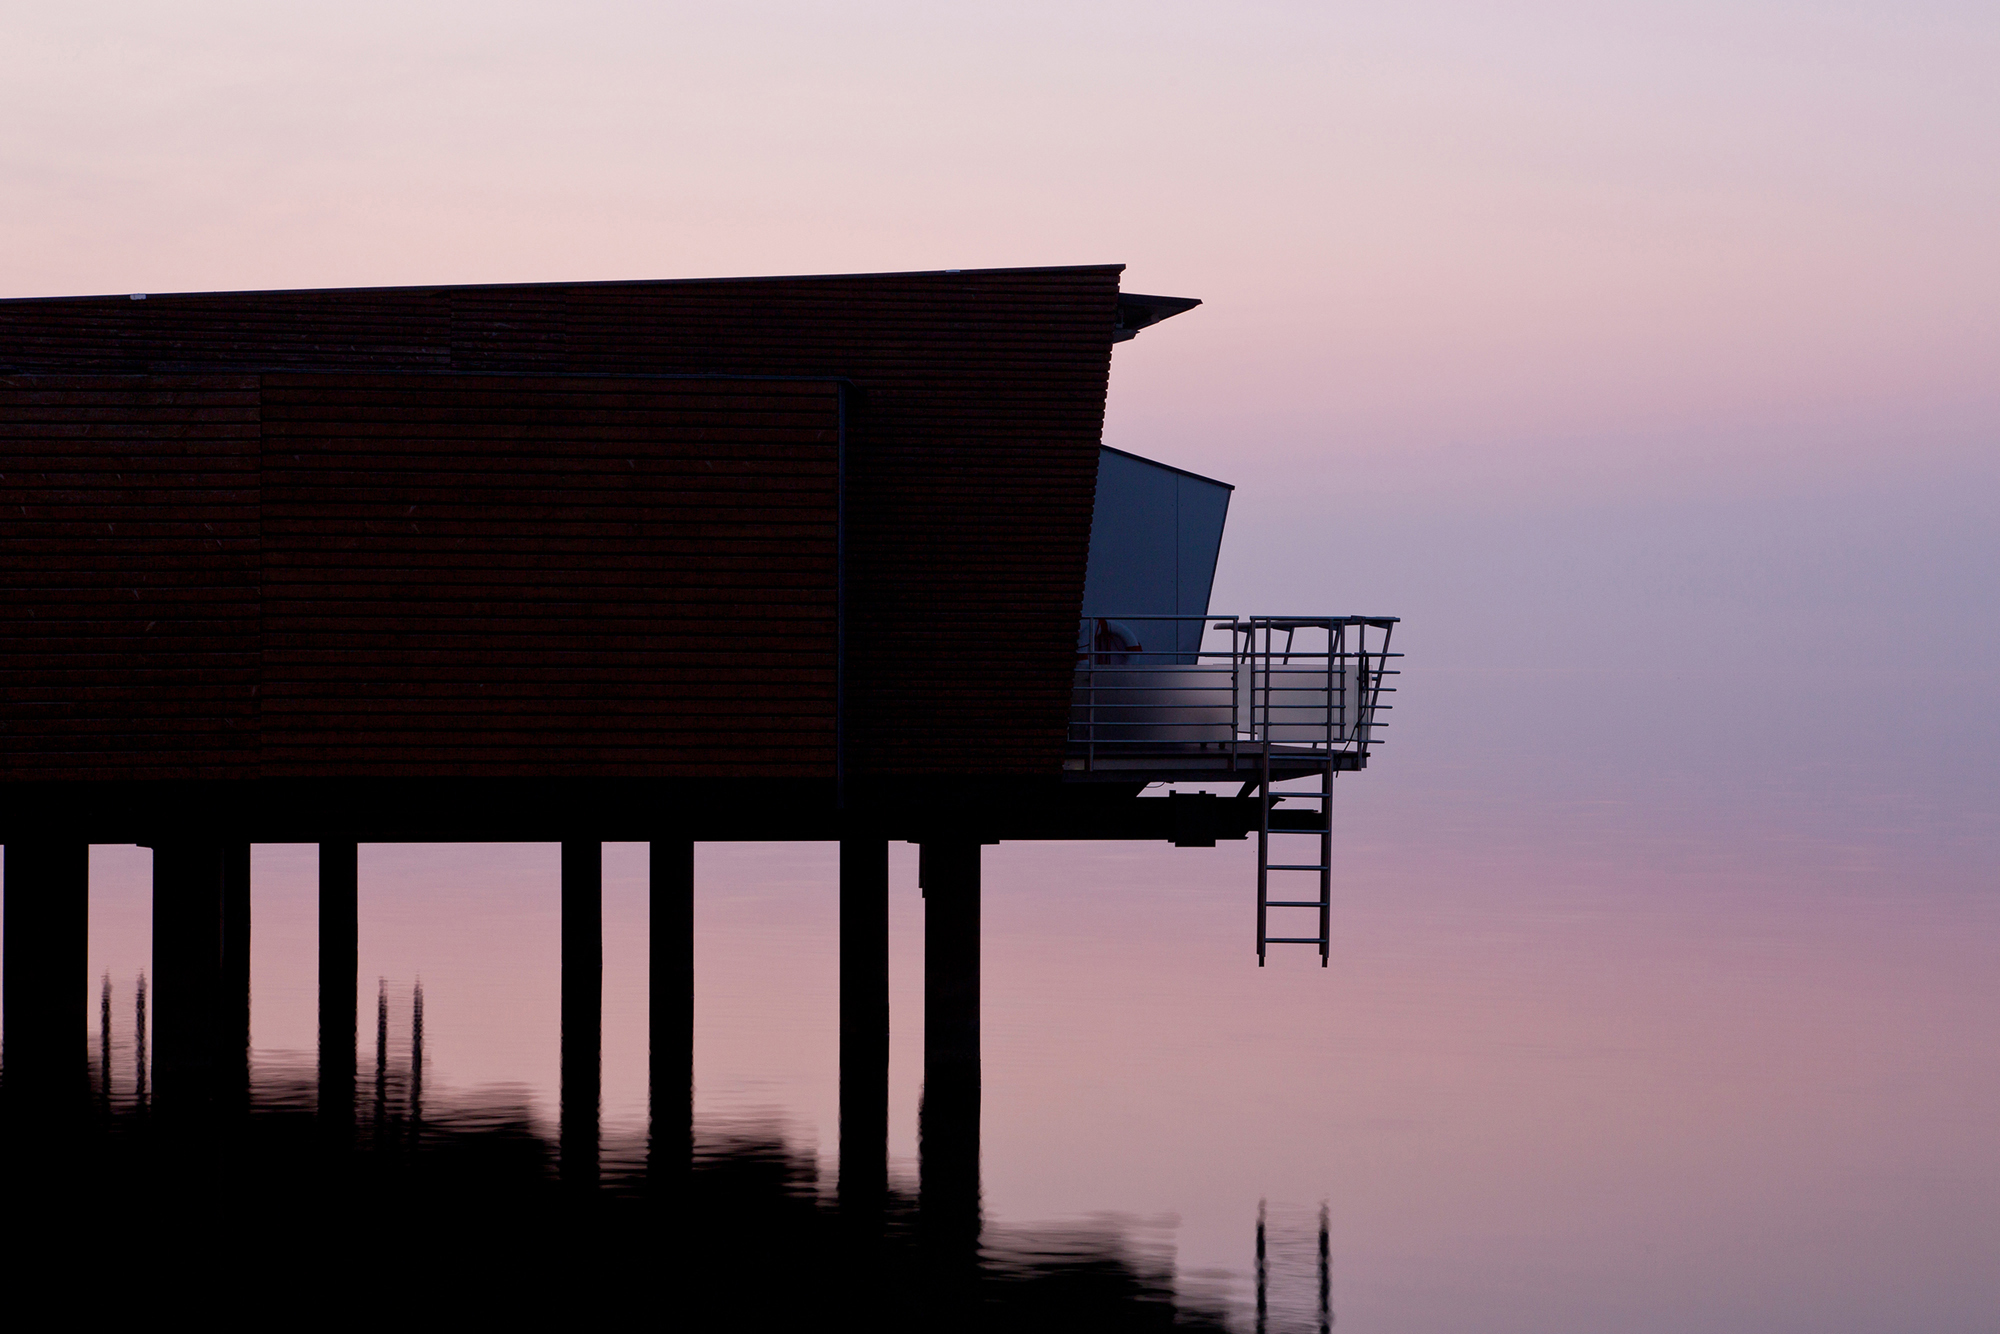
259,375 -> 838,778
555,270 -> 1117,777
0,266 -> 1119,780
0,375 -> 261,780
0,290 -> 448,371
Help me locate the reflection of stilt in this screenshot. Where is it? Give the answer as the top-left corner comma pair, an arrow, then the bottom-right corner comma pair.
839,838 -> 889,1217
649,839 -> 694,1195
135,972 -> 148,1111
1318,1201 -> 1332,1333
919,840 -> 982,1310
374,978 -> 388,1143
318,842 -> 358,1145
101,975 -> 114,1112
1253,1198 -> 1333,1332
409,980 -> 424,1142
1,841 -> 89,1126
561,841 -> 601,1190
1255,1198 -> 1267,1334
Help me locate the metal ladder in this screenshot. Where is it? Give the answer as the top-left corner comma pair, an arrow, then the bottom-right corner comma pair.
1256,748 -> 1336,967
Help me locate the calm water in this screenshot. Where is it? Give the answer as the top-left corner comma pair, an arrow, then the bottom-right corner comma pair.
21,662 -> 2000,1330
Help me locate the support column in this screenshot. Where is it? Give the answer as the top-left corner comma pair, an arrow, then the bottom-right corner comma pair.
919,838 -> 982,1291
1,842 -> 89,1123
839,837 -> 890,1214
317,842 -> 358,1138
649,838 -> 694,1191
222,842 -> 251,1106
152,842 -> 226,1110
561,841 -> 602,1189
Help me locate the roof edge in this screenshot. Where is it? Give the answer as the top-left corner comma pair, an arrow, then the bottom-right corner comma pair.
0,263 -> 1129,307
1100,444 -> 1234,491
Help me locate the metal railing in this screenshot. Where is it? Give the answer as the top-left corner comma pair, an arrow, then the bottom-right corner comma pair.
1069,615 -> 1399,775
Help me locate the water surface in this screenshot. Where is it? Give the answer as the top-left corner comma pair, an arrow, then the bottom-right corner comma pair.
49,660 -> 1999,1330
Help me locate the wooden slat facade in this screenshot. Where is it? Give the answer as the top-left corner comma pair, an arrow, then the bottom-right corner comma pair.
0,266 -> 1122,786
0,375 -> 262,781
259,375 -> 839,780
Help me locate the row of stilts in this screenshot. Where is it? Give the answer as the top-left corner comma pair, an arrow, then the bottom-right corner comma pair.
1,837 -> 984,1239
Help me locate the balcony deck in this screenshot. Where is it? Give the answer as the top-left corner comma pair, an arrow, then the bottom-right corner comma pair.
1065,614 -> 1398,786
1062,740 -> 1369,783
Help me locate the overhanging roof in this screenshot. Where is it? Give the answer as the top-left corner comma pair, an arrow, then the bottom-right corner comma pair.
1113,292 -> 1201,342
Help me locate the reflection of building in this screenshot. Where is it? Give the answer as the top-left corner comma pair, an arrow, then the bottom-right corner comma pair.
0,268 -> 1400,1228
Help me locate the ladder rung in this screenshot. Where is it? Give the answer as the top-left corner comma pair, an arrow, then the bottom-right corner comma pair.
1265,899 -> 1327,907
1266,863 -> 1329,871
1266,827 -> 1331,834
1264,937 -> 1327,945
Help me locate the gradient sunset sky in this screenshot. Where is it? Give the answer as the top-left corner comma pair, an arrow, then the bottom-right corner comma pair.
25,10 -> 1999,1321
13,0 -> 1995,895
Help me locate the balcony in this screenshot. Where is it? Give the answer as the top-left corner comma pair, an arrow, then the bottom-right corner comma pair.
1066,615 -> 1400,783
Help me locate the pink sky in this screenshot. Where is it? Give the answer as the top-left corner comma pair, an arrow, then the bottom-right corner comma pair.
8,6 -> 1999,1325
5,4 -> 1992,487
6,3 -> 1991,673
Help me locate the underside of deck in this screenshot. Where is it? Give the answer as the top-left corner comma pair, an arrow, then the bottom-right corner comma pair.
0,773 -> 1336,848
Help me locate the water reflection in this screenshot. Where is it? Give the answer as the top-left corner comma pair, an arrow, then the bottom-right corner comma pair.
1256,1200 -> 1332,1334
14,975 -> 1230,1331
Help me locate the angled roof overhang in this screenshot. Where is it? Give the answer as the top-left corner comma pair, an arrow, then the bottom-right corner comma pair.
1113,292 -> 1201,342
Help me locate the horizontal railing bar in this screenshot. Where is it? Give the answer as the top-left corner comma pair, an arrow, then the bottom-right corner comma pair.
1071,687 -> 1237,693
1073,614 -> 1401,776
1067,735 -> 1371,741
1066,752 -> 1370,758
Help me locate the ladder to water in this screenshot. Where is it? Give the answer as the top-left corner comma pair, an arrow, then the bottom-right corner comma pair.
1256,748 -> 1336,967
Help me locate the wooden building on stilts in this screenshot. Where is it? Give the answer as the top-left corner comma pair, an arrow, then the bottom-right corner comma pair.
0,265 -> 1398,1215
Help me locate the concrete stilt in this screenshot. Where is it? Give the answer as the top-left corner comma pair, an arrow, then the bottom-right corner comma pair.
222,842 -> 251,1105
1,841 -> 90,1123
317,842 -> 358,1137
839,837 -> 890,1213
561,841 -> 602,1189
152,842 -> 226,1110
649,837 -> 694,1189
919,838 -> 982,1298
